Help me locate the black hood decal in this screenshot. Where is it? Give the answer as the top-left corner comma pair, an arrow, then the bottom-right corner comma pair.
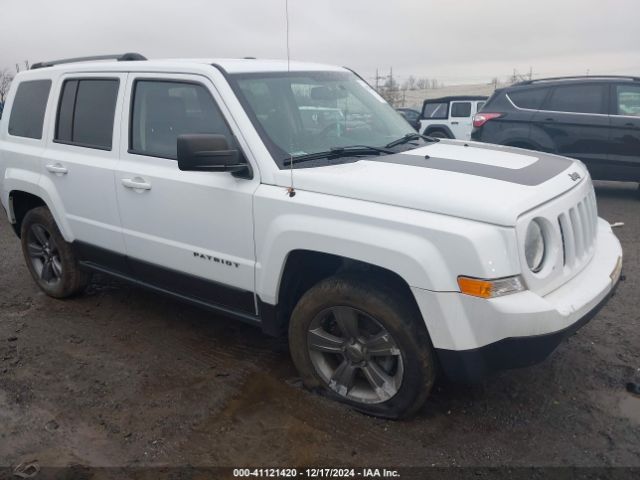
365,151 -> 574,186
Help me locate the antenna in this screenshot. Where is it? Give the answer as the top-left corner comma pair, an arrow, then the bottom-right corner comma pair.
285,0 -> 296,198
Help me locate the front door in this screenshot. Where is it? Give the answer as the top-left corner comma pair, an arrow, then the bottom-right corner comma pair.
115,74 -> 259,315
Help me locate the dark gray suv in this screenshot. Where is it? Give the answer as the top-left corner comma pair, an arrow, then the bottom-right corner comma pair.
471,76 -> 640,183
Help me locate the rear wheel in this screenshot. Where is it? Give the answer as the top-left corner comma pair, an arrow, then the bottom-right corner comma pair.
289,274 -> 436,418
20,207 -> 90,298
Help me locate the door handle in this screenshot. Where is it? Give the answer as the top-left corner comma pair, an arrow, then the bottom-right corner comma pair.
545,118 -> 555,122
451,121 -> 459,125
121,177 -> 152,191
45,163 -> 68,175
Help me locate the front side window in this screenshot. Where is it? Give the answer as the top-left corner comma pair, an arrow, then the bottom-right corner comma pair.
422,102 -> 448,119
544,84 -> 606,114
55,79 -> 119,149
8,80 -> 51,139
615,84 -> 640,117
450,102 -> 471,118
130,80 -> 232,159
230,71 -> 414,167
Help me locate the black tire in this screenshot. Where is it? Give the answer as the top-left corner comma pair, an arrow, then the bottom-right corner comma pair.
20,207 -> 90,298
426,130 -> 448,139
288,273 -> 436,419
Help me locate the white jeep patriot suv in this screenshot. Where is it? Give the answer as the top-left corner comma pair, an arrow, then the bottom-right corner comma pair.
0,54 -> 623,418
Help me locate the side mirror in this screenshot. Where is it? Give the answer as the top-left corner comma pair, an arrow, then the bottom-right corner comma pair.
177,134 -> 252,178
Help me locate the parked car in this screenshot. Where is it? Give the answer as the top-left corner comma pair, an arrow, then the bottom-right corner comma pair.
396,107 -> 421,131
471,76 -> 640,183
0,54 -> 622,418
420,96 -> 487,139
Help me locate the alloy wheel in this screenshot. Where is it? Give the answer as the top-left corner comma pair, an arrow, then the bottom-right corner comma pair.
26,223 -> 63,285
307,306 -> 404,404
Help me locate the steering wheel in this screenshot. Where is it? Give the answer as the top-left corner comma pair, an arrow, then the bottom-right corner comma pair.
316,121 -> 342,140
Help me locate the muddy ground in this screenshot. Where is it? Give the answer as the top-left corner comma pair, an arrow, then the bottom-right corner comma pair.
0,181 -> 638,470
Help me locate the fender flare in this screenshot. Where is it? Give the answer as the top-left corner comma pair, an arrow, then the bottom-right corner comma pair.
422,124 -> 454,138
4,172 -> 74,242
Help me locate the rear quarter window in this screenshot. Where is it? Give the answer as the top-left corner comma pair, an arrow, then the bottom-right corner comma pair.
8,80 -> 52,139
507,88 -> 549,110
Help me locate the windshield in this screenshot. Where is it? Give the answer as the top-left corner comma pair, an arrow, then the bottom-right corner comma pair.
229,71 -> 415,168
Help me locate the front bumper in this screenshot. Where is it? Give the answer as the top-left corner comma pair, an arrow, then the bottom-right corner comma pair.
411,218 -> 623,383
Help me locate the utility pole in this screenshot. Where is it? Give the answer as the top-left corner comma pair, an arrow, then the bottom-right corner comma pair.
373,68 -> 385,93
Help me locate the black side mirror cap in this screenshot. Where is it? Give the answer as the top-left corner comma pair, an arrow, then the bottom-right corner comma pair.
177,133 -> 252,178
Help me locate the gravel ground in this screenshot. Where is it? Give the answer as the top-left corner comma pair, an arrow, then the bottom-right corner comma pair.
0,181 -> 638,470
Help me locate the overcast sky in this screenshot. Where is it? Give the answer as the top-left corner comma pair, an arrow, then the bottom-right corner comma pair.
2,0 -> 639,84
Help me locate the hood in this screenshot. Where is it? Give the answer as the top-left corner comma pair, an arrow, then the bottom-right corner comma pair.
273,140 -> 588,226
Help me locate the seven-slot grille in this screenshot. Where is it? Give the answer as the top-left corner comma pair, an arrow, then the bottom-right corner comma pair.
557,190 -> 598,268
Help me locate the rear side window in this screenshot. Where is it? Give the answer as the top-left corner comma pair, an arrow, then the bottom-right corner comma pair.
615,84 -> 640,117
8,80 -> 52,139
130,80 -> 232,160
422,102 -> 448,119
544,84 -> 607,114
55,79 -> 120,150
476,101 -> 485,112
451,102 -> 471,118
508,88 -> 548,109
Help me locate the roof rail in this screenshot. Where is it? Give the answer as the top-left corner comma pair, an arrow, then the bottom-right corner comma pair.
31,53 -> 147,70
515,75 -> 640,86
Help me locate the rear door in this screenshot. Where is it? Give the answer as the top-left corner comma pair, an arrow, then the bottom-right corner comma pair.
449,101 -> 472,139
532,83 -> 610,172
41,73 -> 127,261
608,82 -> 640,181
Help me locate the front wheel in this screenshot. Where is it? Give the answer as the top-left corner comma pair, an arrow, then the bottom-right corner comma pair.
289,274 -> 436,419
20,207 -> 90,298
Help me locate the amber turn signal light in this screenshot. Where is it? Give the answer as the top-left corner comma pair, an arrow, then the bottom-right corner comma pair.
457,275 -> 525,299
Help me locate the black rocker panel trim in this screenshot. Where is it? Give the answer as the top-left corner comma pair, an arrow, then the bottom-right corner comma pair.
74,241 -> 258,319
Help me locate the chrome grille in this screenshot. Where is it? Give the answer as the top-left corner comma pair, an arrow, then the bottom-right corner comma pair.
558,191 -> 598,267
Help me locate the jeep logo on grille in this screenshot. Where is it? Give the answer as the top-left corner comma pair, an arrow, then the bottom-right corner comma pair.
568,172 -> 581,182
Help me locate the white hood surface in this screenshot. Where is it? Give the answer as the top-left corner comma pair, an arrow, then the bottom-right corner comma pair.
274,140 -> 588,226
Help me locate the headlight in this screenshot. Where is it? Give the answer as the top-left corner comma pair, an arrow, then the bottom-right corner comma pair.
525,220 -> 545,272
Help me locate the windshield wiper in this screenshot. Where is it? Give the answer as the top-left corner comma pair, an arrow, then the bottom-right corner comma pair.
283,145 -> 394,166
385,133 -> 439,149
